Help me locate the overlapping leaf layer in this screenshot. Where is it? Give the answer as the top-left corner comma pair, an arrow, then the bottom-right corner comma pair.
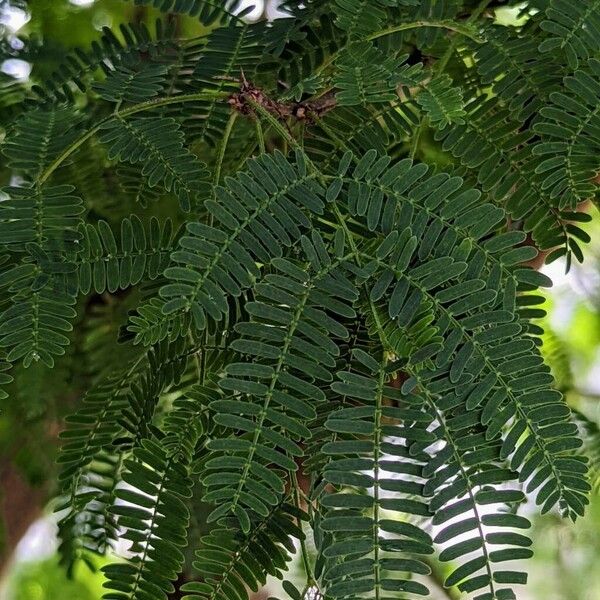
1,1 -> 597,599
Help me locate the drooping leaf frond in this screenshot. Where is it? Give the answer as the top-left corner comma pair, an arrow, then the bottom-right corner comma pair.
533,59 -> 600,212
182,501 -> 307,600
419,373 -> 533,599
2,106 -> 81,178
144,150 -> 325,339
0,181 -> 83,366
102,436 -> 196,599
319,349 -> 435,600
203,233 -> 357,531
436,97 -> 593,264
55,337 -> 190,570
100,379 -> 210,599
325,148 -> 588,523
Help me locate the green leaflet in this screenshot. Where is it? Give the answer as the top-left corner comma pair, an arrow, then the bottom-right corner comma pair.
76,216 -> 176,294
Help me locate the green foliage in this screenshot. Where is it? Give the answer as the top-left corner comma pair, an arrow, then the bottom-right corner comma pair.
333,43 -> 423,106
204,233 -> 357,530
319,349 -> 434,599
2,1 -> 599,600
416,75 -> 466,129
98,117 -> 208,212
93,63 -> 169,105
183,502 -> 307,600
534,58 -> 600,211
76,216 -> 176,294
28,20 -> 180,104
6,556 -> 107,600
539,0 -> 600,69
2,107 -> 82,178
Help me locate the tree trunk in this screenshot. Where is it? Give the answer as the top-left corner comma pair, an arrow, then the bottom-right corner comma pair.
0,462 -> 45,576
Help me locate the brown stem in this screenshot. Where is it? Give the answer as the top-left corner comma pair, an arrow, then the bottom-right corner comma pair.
0,463 -> 45,576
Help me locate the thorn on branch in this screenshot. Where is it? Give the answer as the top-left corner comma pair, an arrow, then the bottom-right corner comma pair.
226,74 -> 336,124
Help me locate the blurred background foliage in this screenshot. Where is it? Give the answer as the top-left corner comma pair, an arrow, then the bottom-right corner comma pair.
1,1 -> 600,599
6,556 -> 107,600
